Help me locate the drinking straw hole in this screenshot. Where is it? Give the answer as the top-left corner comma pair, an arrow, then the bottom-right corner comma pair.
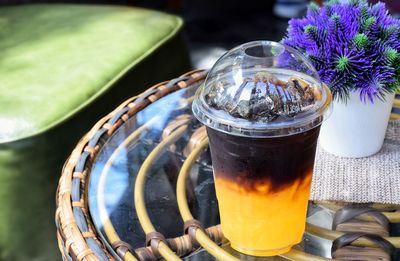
244,44 -> 284,58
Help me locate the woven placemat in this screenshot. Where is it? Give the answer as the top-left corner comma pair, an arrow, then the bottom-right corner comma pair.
311,120 -> 400,204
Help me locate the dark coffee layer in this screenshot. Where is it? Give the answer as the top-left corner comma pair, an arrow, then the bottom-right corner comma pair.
207,126 -> 320,193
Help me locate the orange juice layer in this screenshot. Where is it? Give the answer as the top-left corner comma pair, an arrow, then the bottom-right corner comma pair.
215,174 -> 312,256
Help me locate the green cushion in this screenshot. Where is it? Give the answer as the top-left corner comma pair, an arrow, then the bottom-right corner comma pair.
0,4 -> 189,261
0,4 -> 182,143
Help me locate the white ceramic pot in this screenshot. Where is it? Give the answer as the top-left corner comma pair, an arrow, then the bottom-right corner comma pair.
319,91 -> 395,158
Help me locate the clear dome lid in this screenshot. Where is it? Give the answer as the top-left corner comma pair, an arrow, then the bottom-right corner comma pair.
192,41 -> 332,137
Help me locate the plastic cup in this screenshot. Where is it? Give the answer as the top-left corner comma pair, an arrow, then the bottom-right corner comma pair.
192,41 -> 332,256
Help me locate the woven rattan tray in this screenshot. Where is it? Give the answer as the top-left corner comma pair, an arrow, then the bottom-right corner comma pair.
56,70 -> 400,261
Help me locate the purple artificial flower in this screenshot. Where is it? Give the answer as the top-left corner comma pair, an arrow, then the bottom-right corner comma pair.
358,67 -> 396,102
282,0 -> 400,102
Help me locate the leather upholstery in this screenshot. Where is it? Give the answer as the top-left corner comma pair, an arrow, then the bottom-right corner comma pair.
0,4 -> 183,143
0,4 -> 189,260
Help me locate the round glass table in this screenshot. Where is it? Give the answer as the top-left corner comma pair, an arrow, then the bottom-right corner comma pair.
58,70 -> 400,261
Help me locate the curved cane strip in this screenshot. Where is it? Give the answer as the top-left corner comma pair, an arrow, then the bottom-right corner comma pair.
97,119 -> 161,261
354,212 -> 400,223
177,138 -> 330,261
134,125 -> 189,261
317,201 -> 400,223
177,138 -> 240,261
307,223 -> 400,248
97,112 -> 192,260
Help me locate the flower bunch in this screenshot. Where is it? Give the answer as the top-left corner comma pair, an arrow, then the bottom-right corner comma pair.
282,0 -> 400,102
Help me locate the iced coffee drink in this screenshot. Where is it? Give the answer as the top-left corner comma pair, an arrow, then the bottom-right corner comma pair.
192,41 -> 331,256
